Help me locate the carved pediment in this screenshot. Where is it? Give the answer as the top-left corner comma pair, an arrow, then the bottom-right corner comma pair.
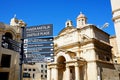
55,49 -> 76,59
66,51 -> 76,59
79,34 -> 90,42
55,49 -> 66,55
58,26 -> 75,36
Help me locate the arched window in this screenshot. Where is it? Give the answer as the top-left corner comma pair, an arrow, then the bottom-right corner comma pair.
3,32 -> 13,49
67,23 -> 69,26
5,32 -> 13,39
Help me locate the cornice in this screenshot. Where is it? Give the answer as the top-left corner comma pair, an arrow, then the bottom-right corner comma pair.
55,42 -> 80,50
55,38 -> 111,52
58,26 -> 75,35
87,60 -> 113,65
112,15 -> 120,21
93,38 -> 111,47
112,8 -> 120,14
95,47 -> 111,55
55,29 -> 77,39
96,60 -> 113,65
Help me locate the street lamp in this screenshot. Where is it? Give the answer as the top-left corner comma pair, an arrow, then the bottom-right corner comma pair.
100,22 -> 109,29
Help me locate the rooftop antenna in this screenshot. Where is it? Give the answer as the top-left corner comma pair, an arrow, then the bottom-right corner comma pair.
100,22 -> 109,29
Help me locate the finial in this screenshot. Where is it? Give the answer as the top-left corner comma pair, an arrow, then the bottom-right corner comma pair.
80,12 -> 82,14
14,14 -> 16,18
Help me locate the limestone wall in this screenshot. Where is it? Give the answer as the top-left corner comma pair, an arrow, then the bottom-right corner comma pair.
97,62 -> 120,80
92,27 -> 109,43
0,47 -> 19,80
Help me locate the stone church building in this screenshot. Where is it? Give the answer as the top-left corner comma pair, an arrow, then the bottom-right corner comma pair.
47,0 -> 120,79
0,0 -> 120,80
47,12 -> 119,80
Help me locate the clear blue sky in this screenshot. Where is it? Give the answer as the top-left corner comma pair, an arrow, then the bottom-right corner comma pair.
0,0 -> 115,36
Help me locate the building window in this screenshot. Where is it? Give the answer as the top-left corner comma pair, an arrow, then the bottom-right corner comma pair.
45,70 -> 47,73
41,64 -> 43,68
24,68 -> 27,71
23,73 -> 30,78
45,65 -> 47,68
29,69 -> 31,71
1,54 -> 11,68
33,73 -> 35,78
115,59 -> 117,63
41,70 -> 43,73
45,75 -> 47,78
5,32 -> 13,39
0,72 -> 9,80
67,23 -> 69,26
105,56 -> 110,61
41,75 -> 43,78
33,69 -> 36,71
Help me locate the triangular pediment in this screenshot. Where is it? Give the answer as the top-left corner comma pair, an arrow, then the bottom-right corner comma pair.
55,49 -> 76,62
55,49 -> 66,55
58,26 -> 75,36
55,49 -> 76,59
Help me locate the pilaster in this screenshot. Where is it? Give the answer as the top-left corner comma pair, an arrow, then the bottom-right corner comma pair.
75,63 -> 80,80
66,65 -> 70,80
54,66 -> 58,80
47,67 -> 51,80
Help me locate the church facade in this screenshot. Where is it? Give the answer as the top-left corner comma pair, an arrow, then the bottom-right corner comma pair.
47,12 -> 120,80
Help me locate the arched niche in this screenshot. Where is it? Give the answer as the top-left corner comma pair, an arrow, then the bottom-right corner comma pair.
57,56 -> 66,80
57,56 -> 66,64
4,32 -> 13,39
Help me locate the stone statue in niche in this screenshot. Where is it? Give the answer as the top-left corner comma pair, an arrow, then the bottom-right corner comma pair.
79,33 -> 90,42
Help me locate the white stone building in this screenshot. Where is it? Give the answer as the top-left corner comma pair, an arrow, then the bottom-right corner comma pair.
110,0 -> 120,63
23,63 -> 47,80
47,12 -> 120,80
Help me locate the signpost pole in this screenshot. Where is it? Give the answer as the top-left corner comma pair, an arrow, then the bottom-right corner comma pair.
20,26 -> 25,80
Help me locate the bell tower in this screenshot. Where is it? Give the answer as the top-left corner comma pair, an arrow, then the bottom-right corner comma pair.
110,0 -> 120,54
76,12 -> 87,28
65,20 -> 73,27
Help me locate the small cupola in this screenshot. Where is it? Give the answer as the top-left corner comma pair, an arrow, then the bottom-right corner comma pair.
65,20 -> 73,27
10,14 -> 26,27
10,14 -> 19,26
76,12 -> 87,28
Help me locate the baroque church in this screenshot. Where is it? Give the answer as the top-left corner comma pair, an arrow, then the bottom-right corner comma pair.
47,0 -> 120,80
0,0 -> 120,80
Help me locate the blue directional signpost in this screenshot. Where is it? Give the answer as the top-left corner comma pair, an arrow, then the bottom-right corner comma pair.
24,24 -> 53,63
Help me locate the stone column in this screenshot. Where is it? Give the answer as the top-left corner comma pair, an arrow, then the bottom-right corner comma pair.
75,63 -> 80,80
54,66 -> 58,80
47,68 -> 51,80
66,65 -> 70,80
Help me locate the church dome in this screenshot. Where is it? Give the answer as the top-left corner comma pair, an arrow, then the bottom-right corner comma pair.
76,12 -> 87,28
77,12 -> 86,18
